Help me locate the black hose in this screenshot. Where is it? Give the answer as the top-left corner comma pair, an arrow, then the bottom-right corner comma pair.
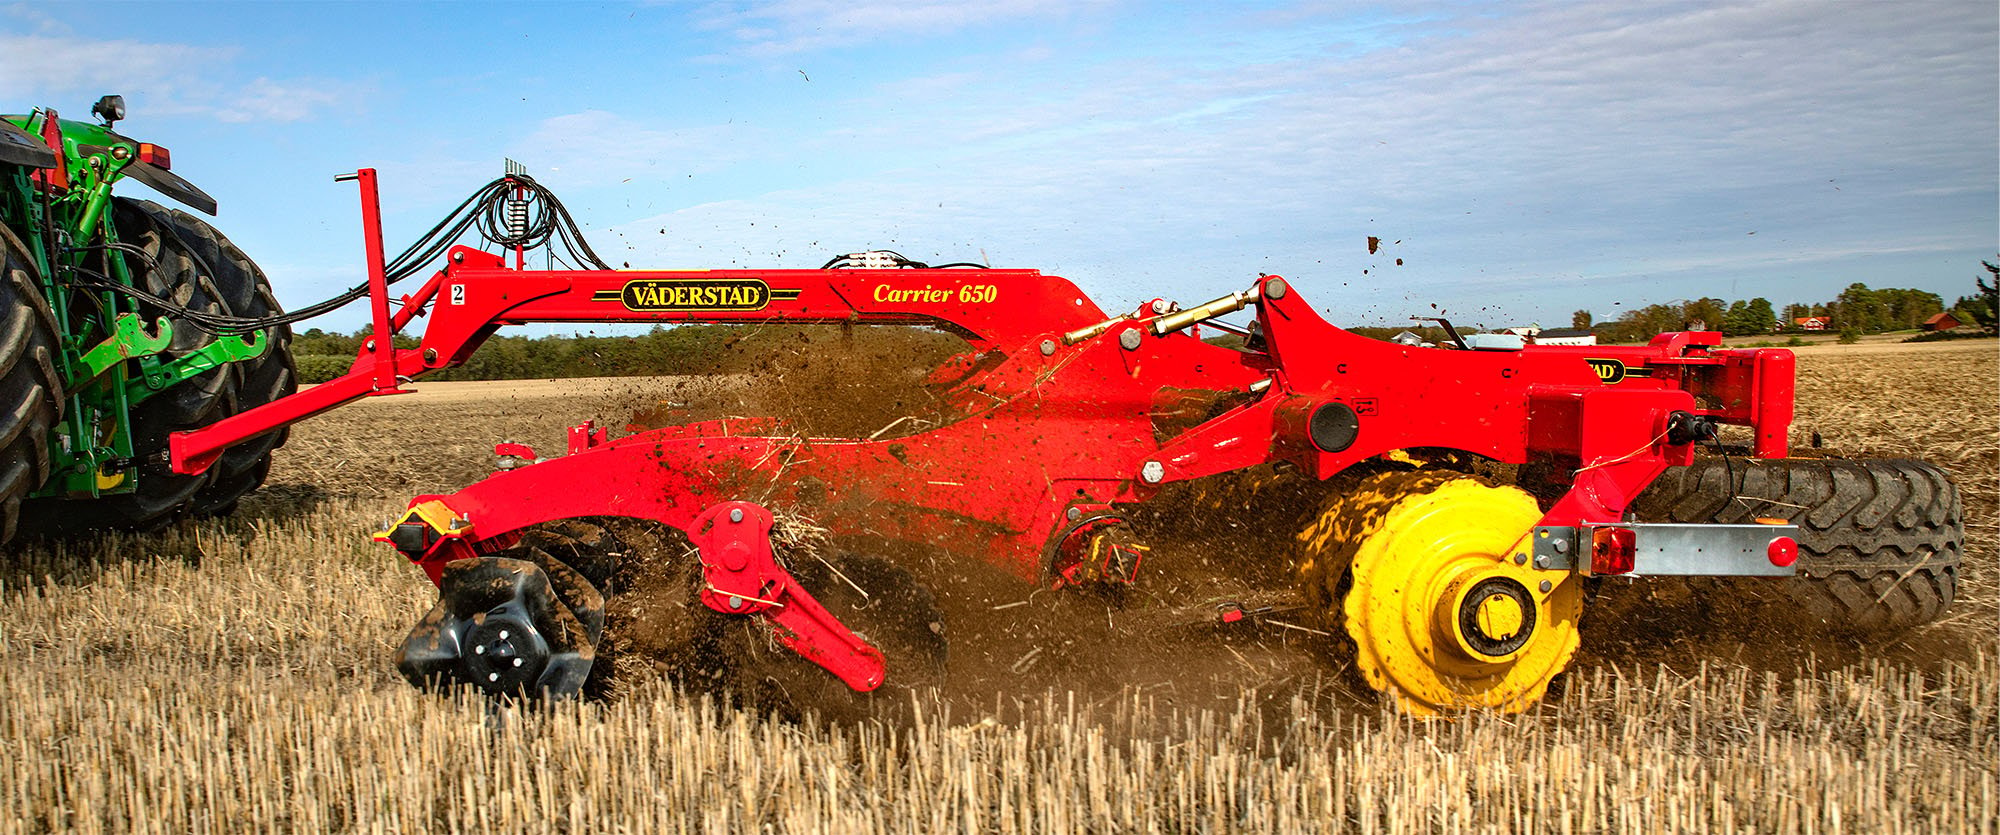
822,249 -> 990,269
59,174 -> 614,334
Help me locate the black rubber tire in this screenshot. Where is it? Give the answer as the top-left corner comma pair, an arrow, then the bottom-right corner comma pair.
135,202 -> 295,517
0,225 -> 63,546
21,198 -> 239,533
1632,457 -> 1962,634
397,519 -> 619,699
397,518 -> 731,701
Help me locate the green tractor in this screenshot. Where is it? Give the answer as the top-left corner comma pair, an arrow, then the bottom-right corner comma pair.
1,96 -> 296,543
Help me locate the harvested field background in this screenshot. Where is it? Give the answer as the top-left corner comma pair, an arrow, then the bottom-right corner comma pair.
2,338 -> 1994,833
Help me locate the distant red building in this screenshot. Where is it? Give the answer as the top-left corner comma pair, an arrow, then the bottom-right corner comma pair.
1794,316 -> 1831,331
1922,312 -> 1961,332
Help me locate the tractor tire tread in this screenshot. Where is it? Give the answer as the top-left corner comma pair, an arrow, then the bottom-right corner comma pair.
0,226 -> 63,545
129,201 -> 295,517
1633,457 -> 1961,635
20,198 -> 239,534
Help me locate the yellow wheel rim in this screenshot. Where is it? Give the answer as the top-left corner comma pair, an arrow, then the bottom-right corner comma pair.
1297,470 -> 1582,717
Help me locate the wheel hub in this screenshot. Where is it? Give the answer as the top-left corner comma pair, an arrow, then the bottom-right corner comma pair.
1450,576 -> 1537,659
394,556 -> 598,698
461,614 -> 550,694
1311,472 -> 1585,717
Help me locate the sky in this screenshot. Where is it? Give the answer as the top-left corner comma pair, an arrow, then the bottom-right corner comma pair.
6,0 -> 1996,333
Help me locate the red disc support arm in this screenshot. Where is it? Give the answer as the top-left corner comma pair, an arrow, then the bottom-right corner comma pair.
688,501 -> 887,692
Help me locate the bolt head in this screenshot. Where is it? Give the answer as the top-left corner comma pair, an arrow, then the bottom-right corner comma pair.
1120,329 -> 1143,351
727,595 -> 744,610
1139,461 -> 1165,484
1513,553 -> 1527,566
1538,580 -> 1553,593
1040,339 -> 1056,356
488,673 -> 499,682
1552,539 -> 1570,554
1066,507 -> 1082,521
1534,556 -> 1549,568
729,508 -> 744,523
1263,277 -> 1289,299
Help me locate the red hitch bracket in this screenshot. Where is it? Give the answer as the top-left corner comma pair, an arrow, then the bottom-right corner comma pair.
688,501 -> 888,691
566,420 -> 608,454
493,441 -> 538,471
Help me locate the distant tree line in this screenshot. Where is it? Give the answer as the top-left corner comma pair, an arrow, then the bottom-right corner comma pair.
291,323 -> 965,384
1969,259 -> 2000,331
1581,271 -> 1997,344
1579,297 -> 1781,344
299,324 -> 724,383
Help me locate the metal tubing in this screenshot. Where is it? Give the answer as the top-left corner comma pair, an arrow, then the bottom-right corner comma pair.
1150,288 -> 1253,335
352,169 -> 400,393
389,270 -> 445,333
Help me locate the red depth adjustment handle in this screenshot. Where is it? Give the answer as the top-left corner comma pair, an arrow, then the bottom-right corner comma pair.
688,501 -> 887,691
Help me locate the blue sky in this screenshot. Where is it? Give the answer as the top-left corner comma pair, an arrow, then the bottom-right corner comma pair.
7,1 -> 1996,332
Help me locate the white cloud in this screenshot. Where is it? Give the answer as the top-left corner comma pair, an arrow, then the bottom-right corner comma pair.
0,33 -> 236,93
0,32 -> 354,123
694,0 -> 1112,57
599,0 -> 1996,323
198,0 -> 1991,331
208,78 -> 355,124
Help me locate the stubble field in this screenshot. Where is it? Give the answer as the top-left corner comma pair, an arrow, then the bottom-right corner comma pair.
1,338 -> 1994,833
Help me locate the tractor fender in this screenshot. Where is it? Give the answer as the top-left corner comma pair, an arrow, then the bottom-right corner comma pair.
120,158 -> 217,215
33,111 -> 220,215
0,119 -> 57,169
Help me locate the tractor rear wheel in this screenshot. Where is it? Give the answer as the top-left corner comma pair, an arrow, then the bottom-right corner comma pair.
23,198 -> 241,532
1633,457 -> 1962,634
1295,470 -> 1582,717
0,226 -> 63,545
135,202 -> 296,518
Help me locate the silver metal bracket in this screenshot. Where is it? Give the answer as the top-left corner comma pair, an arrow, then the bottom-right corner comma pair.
1531,522 -> 1800,577
1529,526 -> 1579,571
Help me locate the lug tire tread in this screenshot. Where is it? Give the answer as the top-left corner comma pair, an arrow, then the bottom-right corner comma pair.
21,198 -> 238,533
1634,457 -> 1961,634
135,202 -> 296,517
0,225 -> 63,545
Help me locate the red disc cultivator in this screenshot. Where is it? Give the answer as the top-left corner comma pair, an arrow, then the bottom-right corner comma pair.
169,169 -> 1962,716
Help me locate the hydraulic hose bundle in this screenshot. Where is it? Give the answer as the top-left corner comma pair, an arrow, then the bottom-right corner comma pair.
61,174 -> 610,334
